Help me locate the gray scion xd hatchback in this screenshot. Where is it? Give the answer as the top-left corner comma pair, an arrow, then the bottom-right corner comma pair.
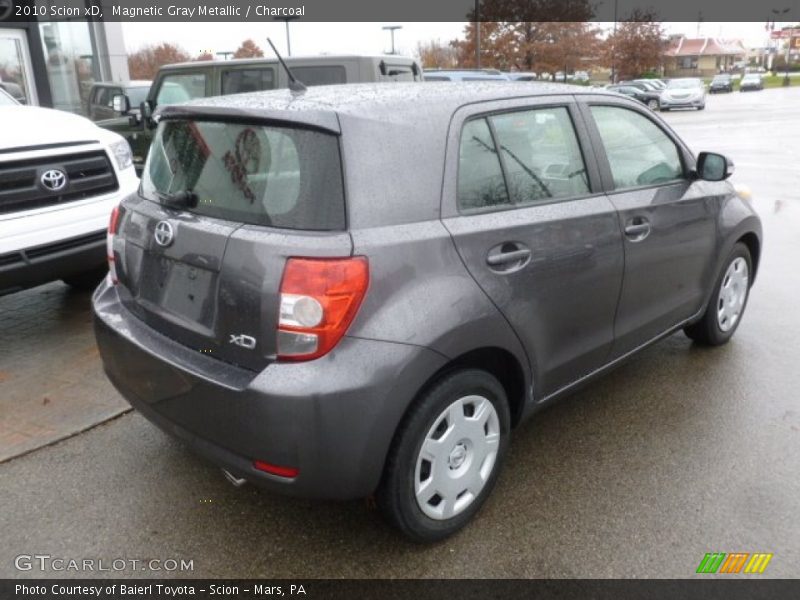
94,82 -> 762,542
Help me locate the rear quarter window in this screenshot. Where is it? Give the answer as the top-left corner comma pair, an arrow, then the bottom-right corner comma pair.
140,120 -> 346,231
291,66 -> 347,86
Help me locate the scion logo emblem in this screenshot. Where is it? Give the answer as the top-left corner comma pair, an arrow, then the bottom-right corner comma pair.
229,334 -> 256,350
154,220 -> 174,247
40,169 -> 67,192
0,0 -> 13,21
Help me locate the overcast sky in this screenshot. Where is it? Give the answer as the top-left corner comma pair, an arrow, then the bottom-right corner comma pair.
121,22 -> 774,59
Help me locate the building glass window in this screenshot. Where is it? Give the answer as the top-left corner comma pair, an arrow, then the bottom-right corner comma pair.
39,22 -> 99,115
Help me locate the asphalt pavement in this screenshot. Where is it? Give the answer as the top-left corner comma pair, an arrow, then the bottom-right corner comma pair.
1,87 -> 799,579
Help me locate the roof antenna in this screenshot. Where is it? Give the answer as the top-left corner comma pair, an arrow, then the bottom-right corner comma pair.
266,37 -> 306,94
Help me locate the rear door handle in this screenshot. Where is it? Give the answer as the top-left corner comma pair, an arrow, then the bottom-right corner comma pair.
486,243 -> 531,272
487,249 -> 531,265
624,218 -> 651,241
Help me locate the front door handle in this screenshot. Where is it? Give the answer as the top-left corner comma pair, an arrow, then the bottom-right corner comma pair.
486,242 -> 531,272
624,217 -> 651,241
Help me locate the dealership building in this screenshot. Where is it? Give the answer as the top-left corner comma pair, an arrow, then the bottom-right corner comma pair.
0,20 -> 129,115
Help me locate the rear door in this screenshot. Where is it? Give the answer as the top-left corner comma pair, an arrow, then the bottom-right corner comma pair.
113,116 -> 351,371
578,98 -> 719,357
442,96 -> 624,399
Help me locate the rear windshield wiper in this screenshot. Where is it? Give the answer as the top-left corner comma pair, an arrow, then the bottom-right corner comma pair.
157,190 -> 198,209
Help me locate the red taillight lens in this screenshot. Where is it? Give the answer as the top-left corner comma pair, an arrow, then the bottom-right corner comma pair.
277,257 -> 369,361
108,205 -> 121,235
253,460 -> 299,478
106,206 -> 121,285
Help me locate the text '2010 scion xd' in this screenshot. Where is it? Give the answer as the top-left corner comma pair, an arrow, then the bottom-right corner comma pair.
94,82 -> 762,542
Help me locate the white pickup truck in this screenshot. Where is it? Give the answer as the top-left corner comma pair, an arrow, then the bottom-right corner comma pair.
0,88 -> 139,295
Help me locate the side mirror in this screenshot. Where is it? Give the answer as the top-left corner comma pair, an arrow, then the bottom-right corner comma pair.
696,152 -> 734,181
112,94 -> 130,115
139,100 -> 154,129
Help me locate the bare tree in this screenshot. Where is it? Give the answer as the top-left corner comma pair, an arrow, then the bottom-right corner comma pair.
417,39 -> 459,69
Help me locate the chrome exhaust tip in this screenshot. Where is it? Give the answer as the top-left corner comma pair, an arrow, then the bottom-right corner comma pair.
222,469 -> 247,487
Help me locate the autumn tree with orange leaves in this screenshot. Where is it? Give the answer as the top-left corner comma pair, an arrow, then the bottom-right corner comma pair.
449,0 -> 599,73
603,11 -> 666,81
128,43 -> 190,79
233,39 -> 265,59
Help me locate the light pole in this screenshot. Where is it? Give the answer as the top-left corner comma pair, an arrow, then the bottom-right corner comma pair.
610,0 -> 618,83
474,0 -> 481,69
274,17 -> 300,56
382,25 -> 402,55
772,8 -> 792,85
216,51 -> 234,61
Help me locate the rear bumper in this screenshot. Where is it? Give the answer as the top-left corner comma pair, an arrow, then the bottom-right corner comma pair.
660,98 -> 705,108
92,280 -> 448,500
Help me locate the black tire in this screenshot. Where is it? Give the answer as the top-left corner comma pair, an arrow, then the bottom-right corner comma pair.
63,267 -> 107,291
376,368 -> 511,543
684,243 -> 752,346
647,99 -> 659,111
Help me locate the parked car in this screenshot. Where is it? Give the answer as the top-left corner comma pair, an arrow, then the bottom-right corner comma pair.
424,69 -> 509,81
0,91 -> 138,295
709,74 -> 734,93
660,77 -> 707,111
506,72 -> 538,81
620,80 -> 660,92
740,73 -> 764,92
87,81 -> 151,121
93,82 -> 762,542
634,78 -> 666,90
573,71 -> 590,83
98,55 -> 422,173
607,84 -> 661,110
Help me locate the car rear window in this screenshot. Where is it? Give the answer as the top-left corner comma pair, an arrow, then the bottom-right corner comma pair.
140,119 -> 346,231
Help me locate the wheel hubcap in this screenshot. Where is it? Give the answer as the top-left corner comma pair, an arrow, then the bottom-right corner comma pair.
717,257 -> 749,332
414,395 -> 500,520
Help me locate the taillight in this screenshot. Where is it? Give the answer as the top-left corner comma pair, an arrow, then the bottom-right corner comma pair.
277,257 -> 369,361
107,205 -> 121,285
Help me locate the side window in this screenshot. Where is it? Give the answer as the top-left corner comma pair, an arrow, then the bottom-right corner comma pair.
155,73 -> 207,107
290,66 -> 347,86
457,118 -> 510,211
221,68 -> 275,95
590,105 -> 684,189
490,107 -> 590,205
93,87 -> 108,107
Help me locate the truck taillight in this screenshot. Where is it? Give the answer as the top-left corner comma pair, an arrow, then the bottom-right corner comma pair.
277,257 -> 369,361
107,205 -> 121,285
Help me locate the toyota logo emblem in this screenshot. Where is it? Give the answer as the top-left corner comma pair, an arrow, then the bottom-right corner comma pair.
154,221 -> 175,247
40,169 -> 67,192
